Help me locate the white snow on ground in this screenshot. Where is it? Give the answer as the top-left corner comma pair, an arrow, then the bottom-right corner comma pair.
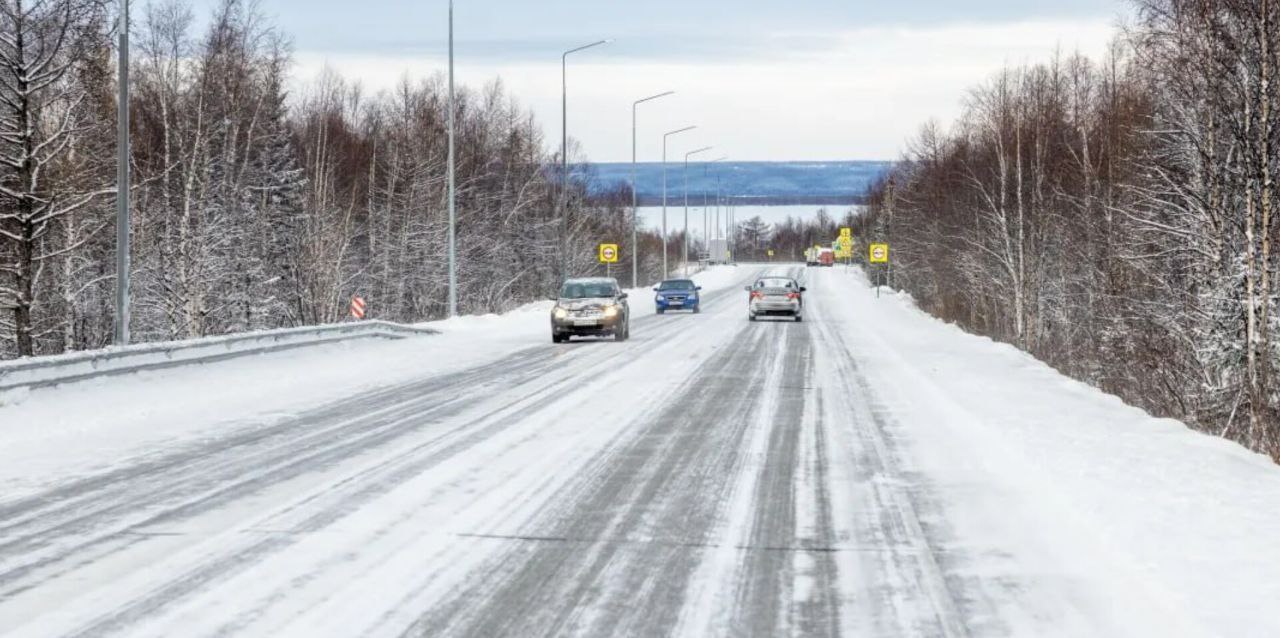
4,262 -> 1279,637
807,266 -> 1280,637
0,266 -> 746,503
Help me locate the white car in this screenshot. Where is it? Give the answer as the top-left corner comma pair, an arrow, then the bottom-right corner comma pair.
745,276 -> 804,322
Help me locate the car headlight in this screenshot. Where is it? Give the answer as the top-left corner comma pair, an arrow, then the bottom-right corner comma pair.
553,307 -> 568,319
603,305 -> 619,318
655,294 -> 664,303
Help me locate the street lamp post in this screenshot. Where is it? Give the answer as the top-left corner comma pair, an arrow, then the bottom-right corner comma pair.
559,39 -> 610,280
631,91 -> 674,288
661,126 -> 695,279
114,0 -> 130,346
732,197 -> 742,261
716,168 -> 724,244
447,0 -> 457,317
683,146 -> 712,273
706,157 -> 727,260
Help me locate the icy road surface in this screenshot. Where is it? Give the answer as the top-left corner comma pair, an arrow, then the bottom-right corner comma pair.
2,266 -> 1279,637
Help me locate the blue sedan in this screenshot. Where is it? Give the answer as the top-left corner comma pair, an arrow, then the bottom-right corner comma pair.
654,279 -> 702,314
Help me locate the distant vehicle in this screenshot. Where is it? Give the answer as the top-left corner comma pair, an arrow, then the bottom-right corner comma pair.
818,248 -> 835,267
654,279 -> 701,314
804,246 -> 820,266
551,277 -> 630,342
707,239 -> 729,264
745,276 -> 805,322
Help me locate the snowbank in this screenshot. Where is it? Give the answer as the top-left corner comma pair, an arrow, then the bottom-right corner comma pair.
810,266 -> 1280,637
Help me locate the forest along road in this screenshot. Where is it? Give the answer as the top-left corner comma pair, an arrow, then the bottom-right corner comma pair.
0,266 -> 1185,638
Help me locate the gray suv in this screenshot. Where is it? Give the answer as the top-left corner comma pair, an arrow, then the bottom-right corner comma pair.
551,277 -> 631,342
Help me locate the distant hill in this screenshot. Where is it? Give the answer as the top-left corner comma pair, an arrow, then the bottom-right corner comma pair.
582,160 -> 893,205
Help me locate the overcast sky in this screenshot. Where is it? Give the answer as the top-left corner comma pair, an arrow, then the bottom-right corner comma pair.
196,0 -> 1128,161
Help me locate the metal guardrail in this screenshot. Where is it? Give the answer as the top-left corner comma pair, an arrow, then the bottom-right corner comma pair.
0,320 -> 437,393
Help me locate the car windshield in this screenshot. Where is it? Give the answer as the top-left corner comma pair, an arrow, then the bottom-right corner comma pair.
658,280 -> 695,291
756,278 -> 795,289
560,282 -> 616,299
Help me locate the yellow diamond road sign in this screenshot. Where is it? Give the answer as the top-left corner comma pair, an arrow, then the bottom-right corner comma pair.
840,227 -> 851,238
869,243 -> 889,263
599,243 -> 619,264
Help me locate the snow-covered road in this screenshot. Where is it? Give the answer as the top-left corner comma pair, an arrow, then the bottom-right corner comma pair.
3,265 -> 1280,637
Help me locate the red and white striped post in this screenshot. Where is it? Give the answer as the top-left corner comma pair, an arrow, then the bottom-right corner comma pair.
350,296 -> 367,320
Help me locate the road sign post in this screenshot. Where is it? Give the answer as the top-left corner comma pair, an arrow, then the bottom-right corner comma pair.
599,243 -> 619,277
869,243 -> 889,297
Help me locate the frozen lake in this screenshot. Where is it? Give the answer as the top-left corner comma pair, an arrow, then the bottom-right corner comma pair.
636,204 -> 864,237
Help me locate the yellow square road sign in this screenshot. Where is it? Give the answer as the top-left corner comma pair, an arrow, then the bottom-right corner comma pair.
869,243 -> 889,263
598,243 -> 619,264
836,235 -> 853,257
840,227 -> 851,238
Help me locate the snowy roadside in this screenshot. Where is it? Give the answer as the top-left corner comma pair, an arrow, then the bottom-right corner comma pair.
0,266 -> 751,503
809,266 -> 1280,637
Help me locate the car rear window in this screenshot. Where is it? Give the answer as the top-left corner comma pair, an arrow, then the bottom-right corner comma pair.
561,282 -> 616,299
756,278 -> 795,289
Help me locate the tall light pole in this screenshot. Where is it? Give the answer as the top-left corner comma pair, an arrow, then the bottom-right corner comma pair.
631,91 -> 674,288
560,39 -> 610,280
715,161 -> 726,245
114,0 -> 130,346
727,196 -> 735,262
683,146 -> 712,273
661,126 -> 695,279
706,156 -> 727,260
447,0 -> 457,317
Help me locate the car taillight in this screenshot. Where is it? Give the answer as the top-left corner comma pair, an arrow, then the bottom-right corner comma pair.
787,292 -> 800,300
750,290 -> 764,300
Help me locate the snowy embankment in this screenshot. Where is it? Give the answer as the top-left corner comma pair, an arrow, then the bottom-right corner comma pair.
0,266 -> 746,502
810,266 -> 1280,637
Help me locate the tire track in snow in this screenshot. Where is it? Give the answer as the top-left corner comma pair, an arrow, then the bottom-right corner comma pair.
0,349 -> 558,599
728,317 -> 844,637
0,268 -> 767,636
806,273 -> 973,637
62,353 -> 619,637
404,315 -> 779,636
402,267 -> 828,638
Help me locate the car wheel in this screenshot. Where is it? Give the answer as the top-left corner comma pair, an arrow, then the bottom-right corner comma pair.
795,314 -> 803,322
656,308 -> 665,315
693,306 -> 701,314
748,313 -> 757,322
552,333 -> 566,343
